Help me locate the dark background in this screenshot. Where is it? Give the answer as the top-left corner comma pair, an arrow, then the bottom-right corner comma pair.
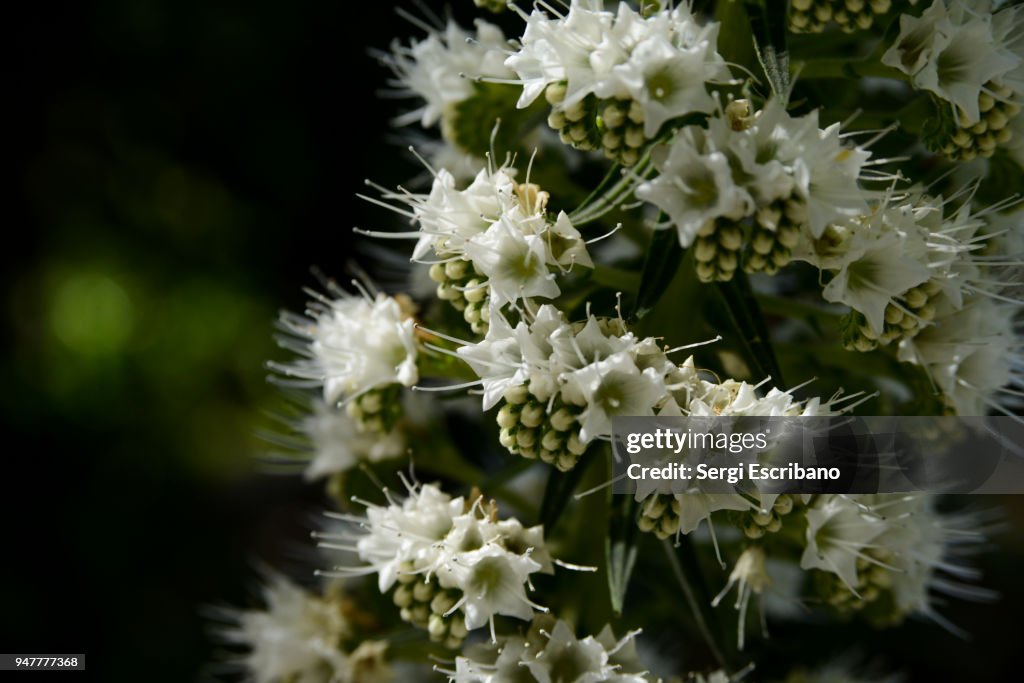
4,1 -> 1023,681
5,1 -> 404,680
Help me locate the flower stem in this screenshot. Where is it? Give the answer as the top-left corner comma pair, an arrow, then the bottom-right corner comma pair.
715,271 -> 785,387
795,57 -> 905,81
662,538 -> 730,669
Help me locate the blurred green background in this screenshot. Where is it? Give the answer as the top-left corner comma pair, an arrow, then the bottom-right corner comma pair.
4,0 -> 406,680
4,1 -> 1024,681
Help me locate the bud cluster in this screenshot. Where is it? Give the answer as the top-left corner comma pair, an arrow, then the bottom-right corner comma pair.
545,83 -> 649,167
429,259 -> 491,335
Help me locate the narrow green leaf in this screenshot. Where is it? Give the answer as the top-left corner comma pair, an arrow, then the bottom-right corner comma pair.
605,494 -> 638,615
590,264 -> 641,294
662,538 -> 733,668
538,449 -> 596,531
714,271 -> 785,386
744,1 -> 790,103
630,224 -> 683,320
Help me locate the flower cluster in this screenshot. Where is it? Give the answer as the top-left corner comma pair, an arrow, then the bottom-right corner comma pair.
214,1 -> 1024,681
883,0 -> 1023,159
381,18 -> 541,161
638,99 -> 872,281
370,165 -> 591,334
505,0 -> 731,164
898,296 -> 1023,416
270,398 -> 407,482
800,494 -> 991,627
454,304 -> 682,469
633,365 -> 845,543
272,287 -> 419,424
212,572 -> 394,683
705,493 -> 990,648
384,19 -> 514,136
446,615 -> 651,683
801,191 -> 983,351
324,482 -> 553,647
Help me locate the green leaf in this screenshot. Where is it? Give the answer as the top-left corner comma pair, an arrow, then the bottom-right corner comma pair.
743,1 -> 790,103
630,222 -> 683,320
538,449 -> 596,531
714,271 -> 785,386
605,493 -> 638,615
590,264 -> 641,294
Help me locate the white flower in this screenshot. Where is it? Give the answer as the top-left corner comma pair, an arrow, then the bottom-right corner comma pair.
820,225 -> 932,336
914,15 -> 1018,125
215,572 -> 393,683
438,544 -> 543,630
505,0 -> 608,109
523,619 -> 648,683
355,483 -> 464,592
881,0 -> 953,78
801,494 -> 991,627
505,0 -> 728,125
883,0 -> 1024,125
548,210 -> 594,268
450,636 -> 531,683
899,297 -> 1023,415
463,216 -> 561,306
801,495 -> 889,592
411,167 -> 519,262
786,113 -> 872,238
794,188 -> 999,348
612,32 -> 723,137
562,351 -> 670,442
638,99 -> 872,247
869,494 -> 992,620
273,289 -> 418,405
370,164 -> 591,311
333,481 -> 554,637
712,546 -> 772,650
384,19 -> 514,130
448,617 -> 652,683
637,133 -> 753,247
455,305 -> 681,443
300,400 -> 405,481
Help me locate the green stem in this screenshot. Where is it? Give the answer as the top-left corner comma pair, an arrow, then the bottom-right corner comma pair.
755,293 -> 843,320
630,220 -> 684,320
570,153 -> 653,226
715,271 -> 785,387
573,162 -> 623,215
796,58 -> 905,81
662,538 -> 730,669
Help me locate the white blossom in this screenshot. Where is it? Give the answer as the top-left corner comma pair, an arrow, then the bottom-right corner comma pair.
639,99 -> 872,247
327,482 -> 554,636
455,305 -> 676,443
369,164 -> 591,310
801,494 -> 992,626
637,136 -> 753,247
273,289 -> 418,405
898,296 -> 1023,415
712,546 -> 771,650
383,19 -> 514,130
299,400 -> 406,481
215,572 -> 393,683
505,0 -> 729,125
883,0 -> 1024,125
447,617 -> 652,683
